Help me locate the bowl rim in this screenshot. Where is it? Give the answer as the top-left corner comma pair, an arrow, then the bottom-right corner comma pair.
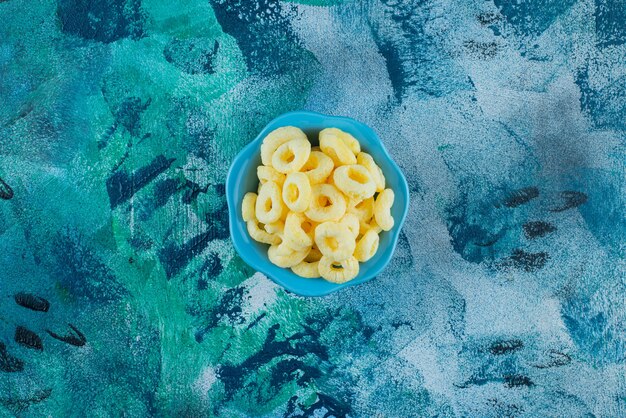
226,110 -> 410,297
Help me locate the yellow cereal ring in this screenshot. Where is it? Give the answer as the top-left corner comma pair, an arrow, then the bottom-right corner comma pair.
271,138 -> 311,174
255,181 -> 285,224
333,165 -> 376,200
283,212 -> 314,251
282,172 -> 312,213
291,260 -> 320,278
247,220 -> 281,245
264,220 -> 285,236
348,196 -> 374,223
242,192 -> 257,222
354,229 -> 380,262
339,213 -> 360,239
301,151 -> 334,185
319,129 -> 357,166
260,126 -> 307,167
268,242 -> 309,268
320,128 -> 360,155
257,166 -> 285,186
359,218 -> 382,236
305,246 -> 323,262
374,188 -> 395,231
314,221 -> 356,261
305,184 -> 347,222
357,152 -> 385,192
318,256 -> 359,283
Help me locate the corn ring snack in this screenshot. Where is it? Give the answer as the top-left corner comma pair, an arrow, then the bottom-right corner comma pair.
257,166 -> 285,186
359,218 -> 382,236
319,129 -> 357,166
305,184 -> 347,222
268,242 -> 309,268
264,220 -> 285,236
255,181 -> 285,224
354,229 -> 380,262
242,192 -> 257,222
282,172 -> 312,213
339,213 -> 360,239
291,260 -> 320,278
357,152 -> 385,192
301,151 -> 334,184
283,212 -> 314,251
333,165 -> 376,200
374,188 -> 395,231
247,220 -> 281,245
271,138 -> 311,174
314,221 -> 356,261
305,246 -> 323,262
318,256 -> 359,283
321,128 -> 361,154
261,126 -> 307,166
348,196 -> 374,223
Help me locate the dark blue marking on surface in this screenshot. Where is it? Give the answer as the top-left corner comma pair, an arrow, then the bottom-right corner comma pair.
152,178 -> 181,209
489,339 -> 524,355
502,187 -> 539,208
594,0 -> 626,48
182,180 -> 209,204
576,67 -> 626,130
503,249 -> 549,272
210,0 -> 303,75
493,0 -> 577,36
47,324 -> 87,347
245,312 -> 267,331
371,1 -> 473,101
14,292 -> 50,312
106,155 -> 176,208
0,177 -> 13,200
504,374 -> 534,388
0,342 -> 24,372
286,392 -> 351,418
159,212 -> 227,279
0,389 -> 52,414
164,38 -> 219,75
523,221 -> 557,239
200,252 -> 223,280
57,0 -> 146,43
533,349 -> 572,369
550,191 -> 588,212
463,40 -> 499,59
217,323 -> 329,401
52,230 -> 126,302
15,326 -> 43,351
194,287 -> 245,342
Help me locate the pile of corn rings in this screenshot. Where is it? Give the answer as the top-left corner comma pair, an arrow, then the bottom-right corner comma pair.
242,126 -> 394,283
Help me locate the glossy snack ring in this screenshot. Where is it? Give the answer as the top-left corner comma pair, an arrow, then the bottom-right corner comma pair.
255,181 -> 285,224
261,126 -> 307,166
283,212 -> 314,251
319,129 -> 357,166
314,221 -> 356,262
318,256 -> 359,283
305,184 -> 347,222
282,172 -> 312,213
333,165 -> 376,200
271,138 -> 311,174
301,150 -> 334,184
374,188 -> 395,231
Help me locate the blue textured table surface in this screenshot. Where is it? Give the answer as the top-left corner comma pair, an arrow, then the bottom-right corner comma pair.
0,0 -> 624,416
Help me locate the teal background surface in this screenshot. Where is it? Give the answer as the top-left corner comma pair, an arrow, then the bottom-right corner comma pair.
0,0 -> 624,416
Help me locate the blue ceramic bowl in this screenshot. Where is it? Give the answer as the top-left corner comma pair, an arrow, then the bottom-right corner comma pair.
226,111 -> 409,296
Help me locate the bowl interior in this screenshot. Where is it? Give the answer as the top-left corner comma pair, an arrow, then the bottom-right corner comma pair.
227,111 -> 409,296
